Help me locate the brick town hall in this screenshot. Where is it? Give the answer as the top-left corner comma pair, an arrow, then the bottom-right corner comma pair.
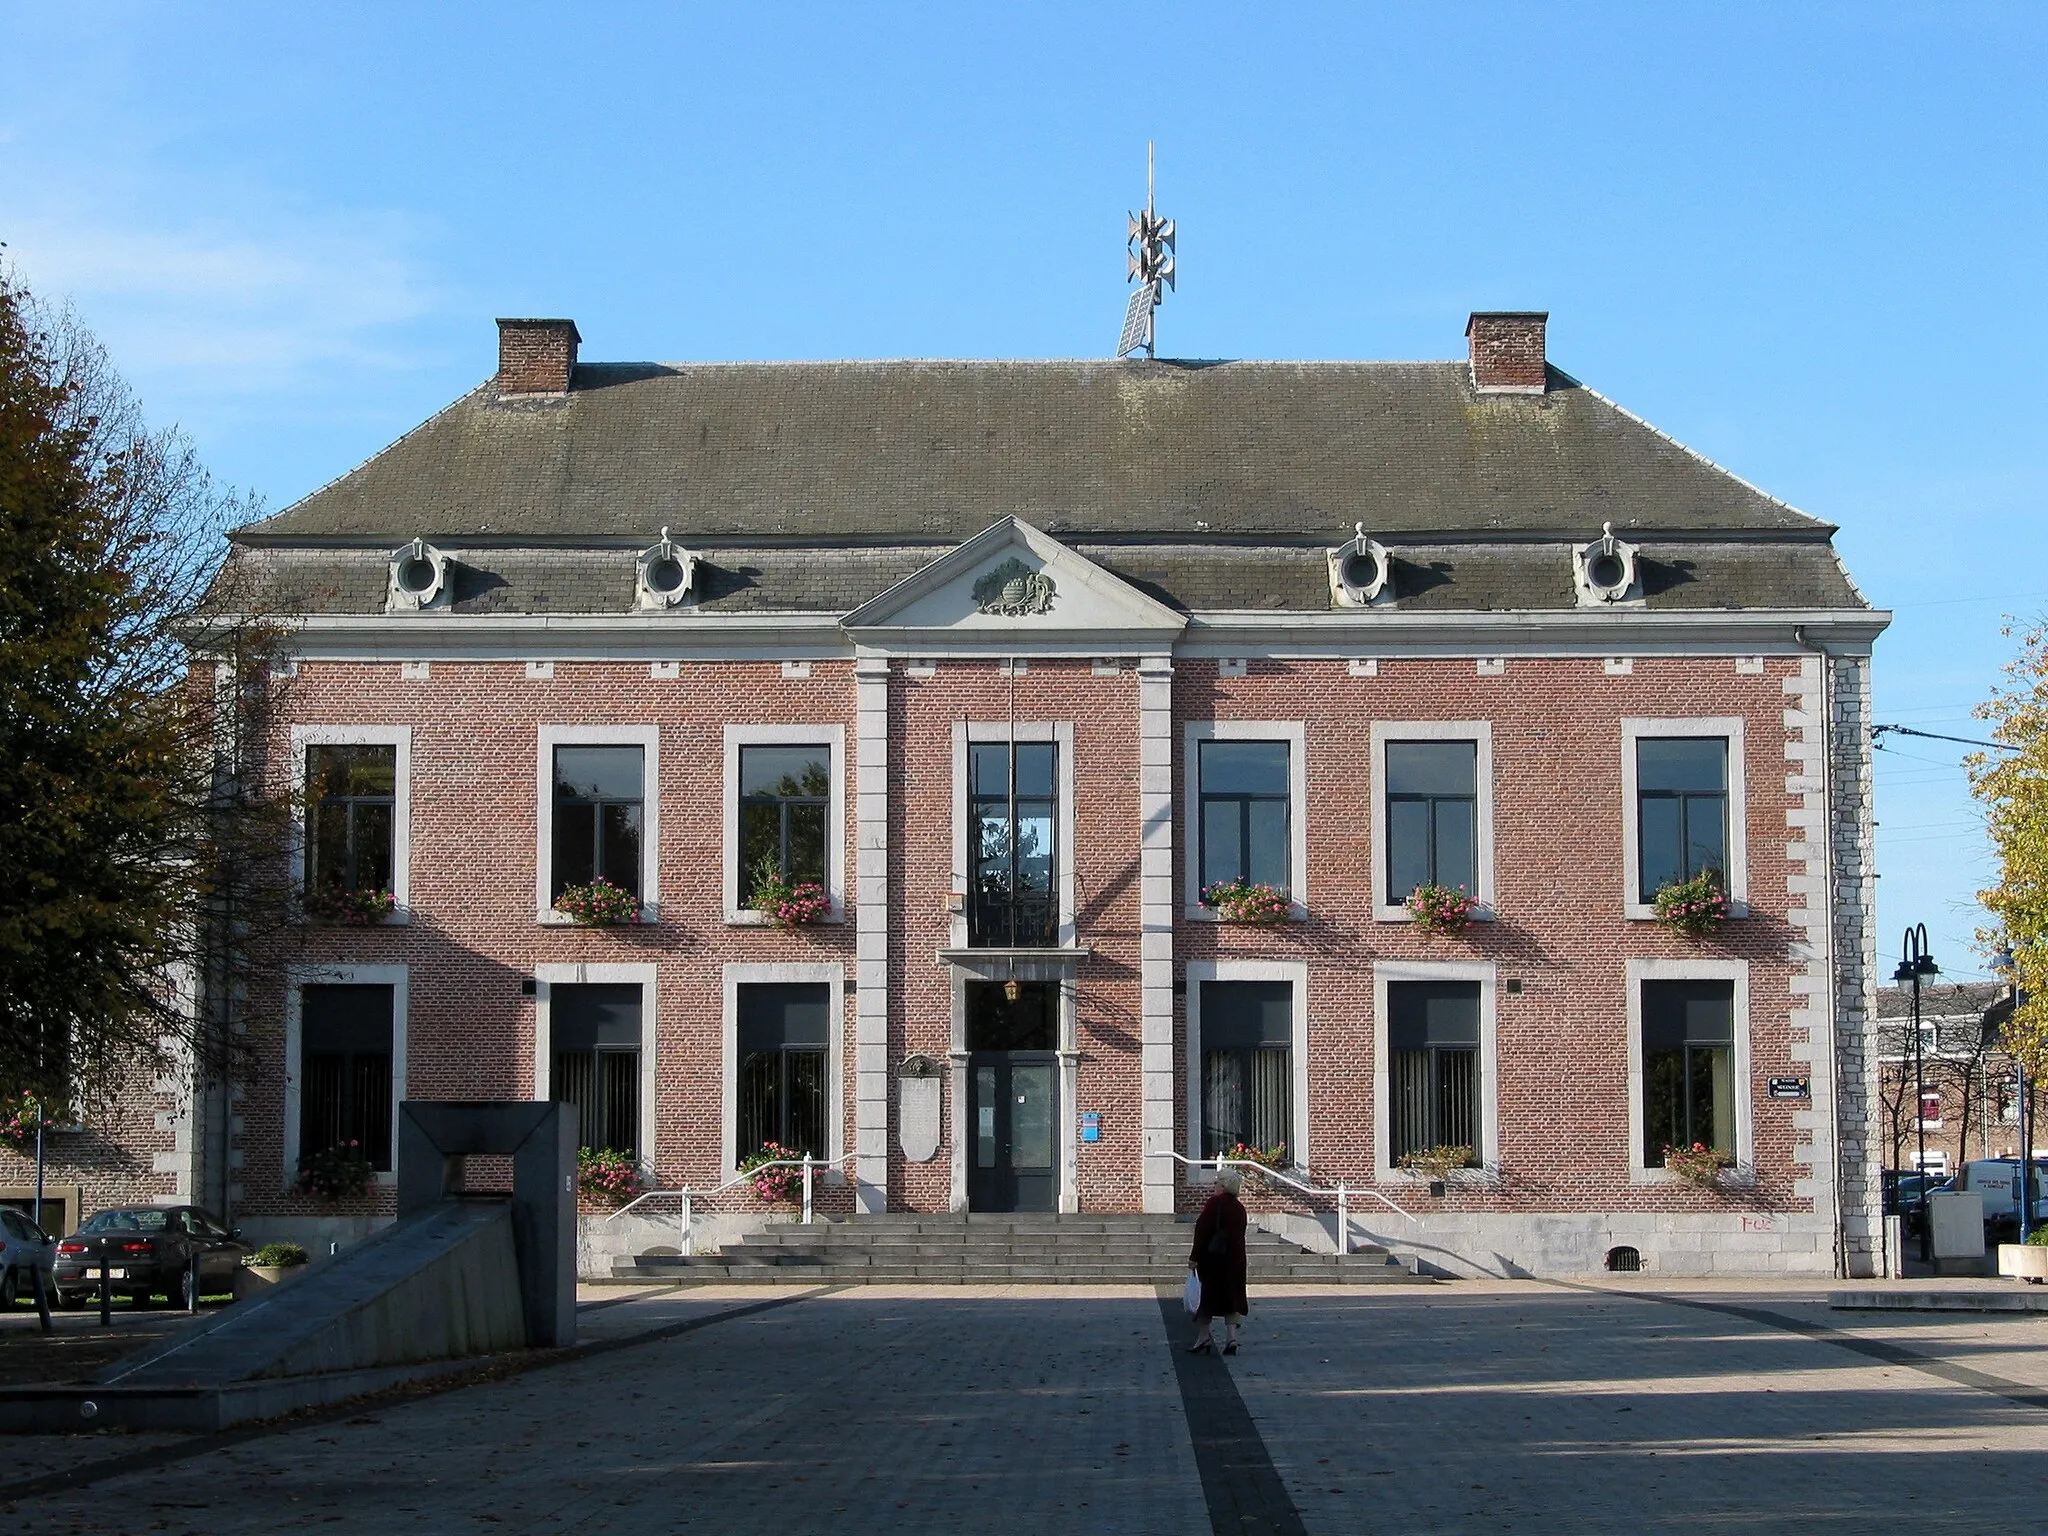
69,309 -> 1891,1279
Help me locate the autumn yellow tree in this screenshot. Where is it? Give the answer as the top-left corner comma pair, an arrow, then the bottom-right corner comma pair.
1972,621 -> 2048,1080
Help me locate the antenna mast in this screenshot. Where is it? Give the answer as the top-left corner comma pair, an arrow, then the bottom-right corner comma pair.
1118,141 -> 1175,359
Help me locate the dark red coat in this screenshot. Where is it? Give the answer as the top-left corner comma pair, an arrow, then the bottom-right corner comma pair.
1189,1188 -> 1249,1315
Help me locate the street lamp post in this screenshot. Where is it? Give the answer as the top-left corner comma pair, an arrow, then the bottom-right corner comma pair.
1997,946 -> 2033,1245
1894,924 -> 1940,1262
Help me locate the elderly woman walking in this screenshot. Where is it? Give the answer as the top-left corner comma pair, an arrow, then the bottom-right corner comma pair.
1187,1166 -> 1250,1354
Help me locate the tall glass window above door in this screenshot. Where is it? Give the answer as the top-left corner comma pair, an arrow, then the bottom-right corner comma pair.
969,741 -> 1057,947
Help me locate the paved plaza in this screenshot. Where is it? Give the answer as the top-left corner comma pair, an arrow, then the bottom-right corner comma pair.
3,1280 -> 2046,1533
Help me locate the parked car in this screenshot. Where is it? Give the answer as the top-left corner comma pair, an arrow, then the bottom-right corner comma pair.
51,1206 -> 252,1309
1883,1170 -> 1951,1243
1948,1159 -> 2048,1243
0,1207 -> 55,1306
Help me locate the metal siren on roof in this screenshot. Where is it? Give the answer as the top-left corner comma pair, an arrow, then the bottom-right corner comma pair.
1573,522 -> 1642,606
1327,524 -> 1393,607
385,537 -> 450,612
635,528 -> 697,610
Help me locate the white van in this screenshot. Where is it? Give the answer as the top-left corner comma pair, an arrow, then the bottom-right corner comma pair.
1952,1158 -> 2048,1237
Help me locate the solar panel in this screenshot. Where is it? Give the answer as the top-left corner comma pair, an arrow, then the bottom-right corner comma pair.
1117,281 -> 1156,358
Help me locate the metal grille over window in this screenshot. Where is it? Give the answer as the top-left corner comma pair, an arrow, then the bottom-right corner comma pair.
737,983 -> 829,1160
300,984 -> 395,1170
1385,742 -> 1477,903
969,741 -> 1057,947
1198,741 -> 1290,893
552,984 -> 642,1157
1641,980 -> 1735,1164
1636,738 -> 1728,903
1200,981 -> 1291,1157
738,745 -> 829,909
308,745 -> 396,895
553,746 -> 644,904
1388,981 -> 1481,1165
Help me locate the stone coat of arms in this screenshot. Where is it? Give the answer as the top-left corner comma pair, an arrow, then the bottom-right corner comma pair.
971,557 -> 1056,616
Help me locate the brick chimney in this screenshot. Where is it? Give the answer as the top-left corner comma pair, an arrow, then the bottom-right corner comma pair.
495,318 -> 582,396
1465,311 -> 1548,394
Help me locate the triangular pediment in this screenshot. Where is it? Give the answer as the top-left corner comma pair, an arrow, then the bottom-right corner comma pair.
841,518 -> 1187,652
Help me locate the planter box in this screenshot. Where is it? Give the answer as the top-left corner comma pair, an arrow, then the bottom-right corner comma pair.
232,1263 -> 303,1299
1997,1244 -> 2048,1283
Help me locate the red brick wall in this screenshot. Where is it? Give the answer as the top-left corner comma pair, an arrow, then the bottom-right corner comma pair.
1174,656 -> 1804,1218
225,652 -> 1809,1226
1466,312 -> 1547,390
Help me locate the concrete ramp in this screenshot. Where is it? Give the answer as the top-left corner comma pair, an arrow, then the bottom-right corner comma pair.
0,1100 -> 578,1434
0,1201 -> 529,1433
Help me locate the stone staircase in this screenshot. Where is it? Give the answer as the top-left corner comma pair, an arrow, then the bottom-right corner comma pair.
610,1213 -> 1433,1285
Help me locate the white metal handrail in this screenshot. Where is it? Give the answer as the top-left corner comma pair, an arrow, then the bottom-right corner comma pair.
1167,1152 -> 1419,1254
605,1153 -> 855,1257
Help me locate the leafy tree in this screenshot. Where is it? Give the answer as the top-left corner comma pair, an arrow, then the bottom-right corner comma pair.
1971,621 -> 2048,1084
0,271 -> 294,1109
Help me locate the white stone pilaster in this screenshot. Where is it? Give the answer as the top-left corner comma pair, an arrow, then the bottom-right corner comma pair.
854,657 -> 891,1214
1138,656 -> 1178,1213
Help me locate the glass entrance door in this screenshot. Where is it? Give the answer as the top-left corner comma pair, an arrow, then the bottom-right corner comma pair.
965,980 -> 1058,1212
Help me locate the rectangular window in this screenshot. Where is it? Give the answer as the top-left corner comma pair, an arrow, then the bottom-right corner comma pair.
968,741 -> 1058,947
1385,742 -> 1477,903
308,745 -> 396,896
736,983 -> 829,1161
1636,738 -> 1728,903
1642,979 -> 1735,1165
551,984 -> 643,1156
1198,741 -> 1290,893
553,746 -> 644,905
1919,1091 -> 1943,1128
1387,981 -> 1481,1165
738,745 -> 829,909
1200,980 -> 1292,1158
300,984 -> 394,1171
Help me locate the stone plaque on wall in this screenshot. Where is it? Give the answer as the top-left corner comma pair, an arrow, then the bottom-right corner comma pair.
898,1058 -> 942,1163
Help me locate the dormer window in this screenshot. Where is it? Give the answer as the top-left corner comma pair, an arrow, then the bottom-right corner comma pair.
1573,522 -> 1641,606
386,538 -> 450,612
1328,524 -> 1392,607
636,528 -> 697,610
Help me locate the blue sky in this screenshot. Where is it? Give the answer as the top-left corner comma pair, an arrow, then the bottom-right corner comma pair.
5,4 -> 2043,979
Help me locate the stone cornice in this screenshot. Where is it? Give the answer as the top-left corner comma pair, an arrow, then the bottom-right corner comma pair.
206,603 -> 1887,662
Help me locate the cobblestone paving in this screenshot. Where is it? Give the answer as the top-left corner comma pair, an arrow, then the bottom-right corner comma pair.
2,1280 -> 2045,1533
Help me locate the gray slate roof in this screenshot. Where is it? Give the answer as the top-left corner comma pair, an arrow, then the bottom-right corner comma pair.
242,360 -> 1832,544
221,537 -> 1864,617
228,357 -> 1872,618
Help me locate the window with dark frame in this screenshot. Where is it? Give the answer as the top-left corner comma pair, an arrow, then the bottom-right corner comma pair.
738,745 -> 830,909
553,745 -> 644,905
1385,742 -> 1477,904
736,983 -> 829,1161
1387,981 -> 1481,1165
1636,737 -> 1728,903
969,741 -> 1057,947
1642,979 -> 1735,1164
307,744 -> 396,896
300,983 -> 395,1171
1200,980 -> 1292,1157
550,983 -> 642,1157
1198,740 -> 1290,894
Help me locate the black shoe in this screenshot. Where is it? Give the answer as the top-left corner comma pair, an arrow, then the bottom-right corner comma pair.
1187,1338 -> 1215,1354
1223,1342 -> 1238,1356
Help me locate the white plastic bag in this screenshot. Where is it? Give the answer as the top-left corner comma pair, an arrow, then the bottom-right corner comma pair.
1183,1269 -> 1203,1314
